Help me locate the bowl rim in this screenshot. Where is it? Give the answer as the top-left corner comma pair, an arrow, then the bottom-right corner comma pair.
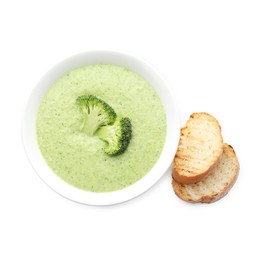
21,50 -> 180,206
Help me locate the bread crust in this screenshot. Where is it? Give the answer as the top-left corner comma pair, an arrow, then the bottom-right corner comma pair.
172,156 -> 222,184
172,112 -> 223,184
172,144 -> 239,203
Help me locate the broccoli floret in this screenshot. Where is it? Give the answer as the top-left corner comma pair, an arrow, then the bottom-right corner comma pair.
98,117 -> 132,155
76,95 -> 116,136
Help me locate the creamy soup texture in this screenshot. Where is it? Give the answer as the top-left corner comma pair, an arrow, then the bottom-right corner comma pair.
37,64 -> 166,192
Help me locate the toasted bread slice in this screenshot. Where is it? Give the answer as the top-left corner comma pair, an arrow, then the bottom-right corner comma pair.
172,112 -> 223,184
172,143 -> 239,203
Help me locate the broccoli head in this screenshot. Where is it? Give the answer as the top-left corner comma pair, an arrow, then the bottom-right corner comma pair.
98,117 -> 132,155
76,95 -> 116,136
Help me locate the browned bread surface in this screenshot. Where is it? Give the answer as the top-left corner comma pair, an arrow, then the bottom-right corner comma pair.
172,112 -> 223,184
172,143 -> 239,203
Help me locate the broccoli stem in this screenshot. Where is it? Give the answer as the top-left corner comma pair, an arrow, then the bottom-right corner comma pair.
82,113 -> 97,136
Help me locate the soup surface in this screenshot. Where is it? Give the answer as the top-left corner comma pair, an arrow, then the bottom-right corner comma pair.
37,64 -> 166,192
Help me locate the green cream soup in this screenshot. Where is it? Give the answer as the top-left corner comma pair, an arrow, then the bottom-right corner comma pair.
37,64 -> 166,192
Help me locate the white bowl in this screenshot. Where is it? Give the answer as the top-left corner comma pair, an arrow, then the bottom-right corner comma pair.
22,51 -> 180,206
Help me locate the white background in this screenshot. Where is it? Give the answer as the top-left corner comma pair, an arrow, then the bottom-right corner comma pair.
1,0 -> 260,259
